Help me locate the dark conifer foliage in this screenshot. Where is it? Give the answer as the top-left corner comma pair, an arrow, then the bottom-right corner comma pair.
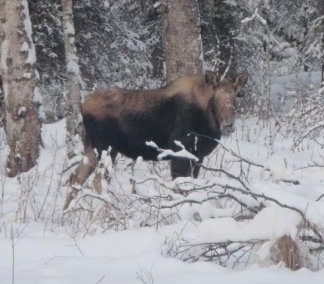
14,0 -> 323,121
199,0 -> 238,78
28,0 -> 66,121
73,0 -> 161,90
28,0 -> 65,84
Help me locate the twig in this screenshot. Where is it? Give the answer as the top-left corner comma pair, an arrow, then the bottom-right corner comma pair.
94,275 -> 106,284
292,122 -> 324,149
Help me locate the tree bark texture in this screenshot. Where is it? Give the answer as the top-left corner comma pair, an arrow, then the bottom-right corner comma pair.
61,0 -> 83,158
0,0 -> 40,177
161,0 -> 203,83
321,3 -> 324,84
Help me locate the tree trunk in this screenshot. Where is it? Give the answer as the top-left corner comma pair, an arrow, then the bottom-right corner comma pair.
61,0 -> 83,158
0,0 -> 40,177
161,0 -> 203,83
260,41 -> 271,121
321,4 -> 324,84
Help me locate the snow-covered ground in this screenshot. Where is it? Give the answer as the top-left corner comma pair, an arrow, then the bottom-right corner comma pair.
1,221 -> 324,284
1,105 -> 324,283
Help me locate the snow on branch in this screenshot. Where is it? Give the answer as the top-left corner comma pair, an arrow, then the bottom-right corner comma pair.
160,174 -> 323,269
292,122 -> 324,149
146,141 -> 199,161
241,8 -> 267,25
21,0 -> 37,65
215,139 -> 300,185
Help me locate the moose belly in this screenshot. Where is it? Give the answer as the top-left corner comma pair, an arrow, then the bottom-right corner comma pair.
117,141 -> 161,161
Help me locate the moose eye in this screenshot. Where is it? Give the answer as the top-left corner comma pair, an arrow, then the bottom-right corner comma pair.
237,90 -> 245,97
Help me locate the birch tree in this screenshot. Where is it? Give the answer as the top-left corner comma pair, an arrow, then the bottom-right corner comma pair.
161,0 -> 203,83
61,0 -> 83,158
0,0 -> 41,177
321,2 -> 324,84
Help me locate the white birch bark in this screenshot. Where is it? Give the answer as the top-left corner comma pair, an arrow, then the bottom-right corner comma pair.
0,0 -> 40,177
321,8 -> 324,85
61,0 -> 83,158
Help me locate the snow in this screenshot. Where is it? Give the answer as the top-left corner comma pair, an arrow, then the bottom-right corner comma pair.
2,223 -> 323,284
21,0 -> 37,65
1,80 -> 324,282
1,39 -> 9,75
17,106 -> 27,116
195,207 -> 301,243
65,22 -> 76,37
146,140 -> 199,161
241,8 -> 267,25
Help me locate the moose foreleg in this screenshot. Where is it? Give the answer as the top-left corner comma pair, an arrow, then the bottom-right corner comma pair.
64,146 -> 98,210
170,158 -> 201,180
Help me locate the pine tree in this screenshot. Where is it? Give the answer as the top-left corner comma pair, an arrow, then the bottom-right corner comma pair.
28,0 -> 65,122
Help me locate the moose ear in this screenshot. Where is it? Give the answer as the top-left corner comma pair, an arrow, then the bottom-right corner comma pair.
233,72 -> 249,92
205,70 -> 219,87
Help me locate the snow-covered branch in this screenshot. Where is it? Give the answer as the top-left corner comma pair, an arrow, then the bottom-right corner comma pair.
241,8 -> 267,25
146,141 -> 199,161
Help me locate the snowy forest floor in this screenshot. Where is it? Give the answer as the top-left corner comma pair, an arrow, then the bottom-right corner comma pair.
1,111 -> 324,283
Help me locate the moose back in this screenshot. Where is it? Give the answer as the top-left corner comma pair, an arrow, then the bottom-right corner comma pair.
70,70 -> 248,187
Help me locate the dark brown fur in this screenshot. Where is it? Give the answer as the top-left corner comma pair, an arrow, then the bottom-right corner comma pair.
66,71 -> 248,207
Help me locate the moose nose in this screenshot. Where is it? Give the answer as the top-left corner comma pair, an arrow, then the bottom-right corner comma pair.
221,121 -> 235,136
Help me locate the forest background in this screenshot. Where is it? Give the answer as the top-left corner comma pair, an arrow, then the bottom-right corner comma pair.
0,0 -> 324,283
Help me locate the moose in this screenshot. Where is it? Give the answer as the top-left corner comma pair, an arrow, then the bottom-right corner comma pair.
64,70 -> 248,208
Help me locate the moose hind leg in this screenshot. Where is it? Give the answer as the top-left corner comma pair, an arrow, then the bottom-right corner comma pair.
64,146 -> 98,210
